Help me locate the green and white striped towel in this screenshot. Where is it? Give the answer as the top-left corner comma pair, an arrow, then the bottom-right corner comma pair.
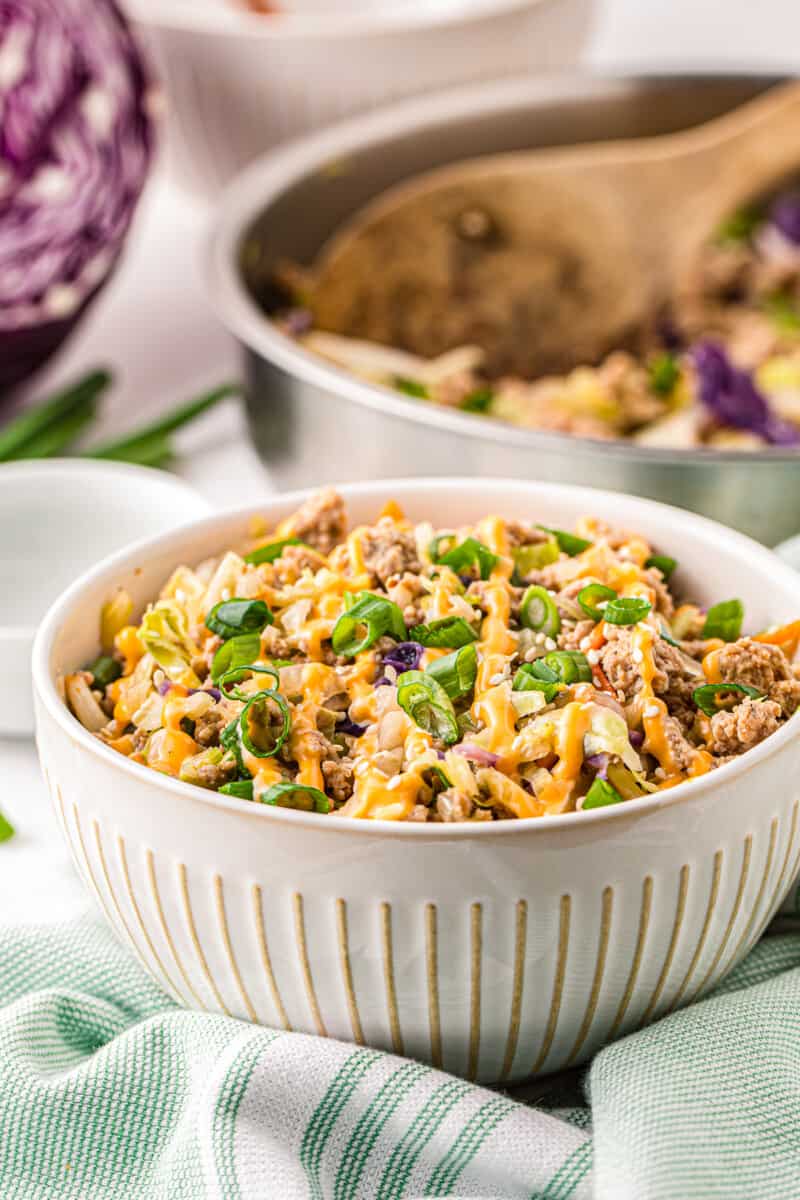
2,917 -> 800,1200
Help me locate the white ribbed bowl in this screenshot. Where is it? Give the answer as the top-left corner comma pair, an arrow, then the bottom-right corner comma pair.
127,0 -> 596,198
33,479 -> 800,1082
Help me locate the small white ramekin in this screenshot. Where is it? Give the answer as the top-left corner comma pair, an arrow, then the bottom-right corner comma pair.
127,0 -> 596,198
33,478 -> 800,1081
0,460 -> 205,737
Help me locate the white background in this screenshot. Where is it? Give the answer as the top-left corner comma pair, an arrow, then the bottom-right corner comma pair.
3,0 -> 798,923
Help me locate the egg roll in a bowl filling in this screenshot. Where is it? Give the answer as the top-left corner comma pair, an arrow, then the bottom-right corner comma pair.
65,489 -> 800,822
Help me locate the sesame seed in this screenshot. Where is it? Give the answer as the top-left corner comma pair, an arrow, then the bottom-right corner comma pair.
534,632 -> 546,645
579,636 -> 592,652
544,637 -> 557,652
587,649 -> 600,665
524,648 -> 538,663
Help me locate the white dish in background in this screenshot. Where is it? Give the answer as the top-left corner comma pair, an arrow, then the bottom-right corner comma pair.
33,478 -> 800,1082
0,460 -> 206,737
776,533 -> 800,573
127,0 -> 596,198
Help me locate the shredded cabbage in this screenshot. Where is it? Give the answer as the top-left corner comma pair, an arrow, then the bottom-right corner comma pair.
139,601 -> 200,686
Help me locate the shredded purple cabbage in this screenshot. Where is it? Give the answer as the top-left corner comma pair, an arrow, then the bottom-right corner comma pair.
282,308 -> 313,337
191,686 -> 221,702
382,642 -> 424,673
0,0 -> 154,387
338,716 -> 367,738
770,192 -> 800,246
691,341 -> 800,446
157,680 -> 173,696
585,752 -> 610,779
454,743 -> 499,767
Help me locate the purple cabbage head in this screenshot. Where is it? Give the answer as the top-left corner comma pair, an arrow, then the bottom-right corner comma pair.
691,341 -> 800,446
770,192 -> 800,246
0,0 -> 154,390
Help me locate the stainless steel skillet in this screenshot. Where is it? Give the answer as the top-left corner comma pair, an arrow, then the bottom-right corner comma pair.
208,72 -> 800,545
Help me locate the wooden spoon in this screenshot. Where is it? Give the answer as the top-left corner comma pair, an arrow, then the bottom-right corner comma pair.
307,82 -> 800,378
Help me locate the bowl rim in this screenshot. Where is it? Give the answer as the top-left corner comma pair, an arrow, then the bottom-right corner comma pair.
126,0 -> 544,39
0,458 -> 205,640
206,69 -> 800,467
33,475 -> 800,839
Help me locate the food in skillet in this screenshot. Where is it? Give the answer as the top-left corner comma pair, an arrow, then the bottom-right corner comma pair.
272,189 -> 800,449
66,490 -> 800,821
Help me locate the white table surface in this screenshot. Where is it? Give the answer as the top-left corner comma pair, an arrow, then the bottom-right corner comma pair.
2,0 -> 798,925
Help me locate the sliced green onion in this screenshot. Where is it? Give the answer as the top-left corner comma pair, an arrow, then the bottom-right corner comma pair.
206,598 -> 273,641
425,765 -> 452,789
331,592 -> 406,656
394,376 -> 429,399
513,538 -> 560,578
460,387 -> 494,413
425,643 -> 477,701
0,810 -> 15,842
103,431 -> 174,470
538,525 -> 592,557
702,599 -> 744,642
603,597 -> 652,626
427,533 -> 456,562
396,670 -> 459,744
520,585 -> 561,636
211,633 -> 261,683
660,625 -> 681,649
88,383 -> 240,463
692,682 -> 764,717
408,616 -> 478,648
88,654 -> 122,689
259,782 -> 331,814
239,690 -> 292,759
578,583 -> 617,621
12,393 -> 99,459
220,717 -> 246,772
218,664 -> 281,701
606,761 -> 646,800
645,555 -> 677,580
513,661 -> 561,703
245,537 -> 304,566
582,778 -> 625,811
457,711 -> 479,738
544,650 -> 593,684
435,536 -> 498,580
764,291 -> 800,333
715,207 -> 760,244
220,780 -> 254,800
648,353 -> 680,397
0,369 -> 112,462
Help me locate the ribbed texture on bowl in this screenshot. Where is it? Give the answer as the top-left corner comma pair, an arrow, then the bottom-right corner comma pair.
38,709 -> 800,1082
